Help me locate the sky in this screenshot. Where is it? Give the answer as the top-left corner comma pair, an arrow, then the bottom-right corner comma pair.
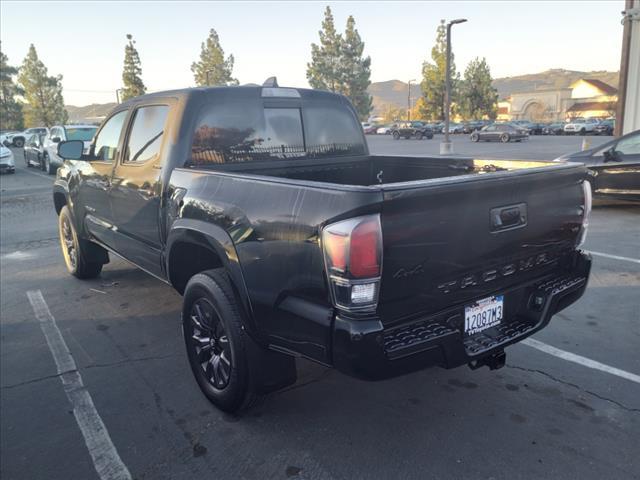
0,1 -> 625,106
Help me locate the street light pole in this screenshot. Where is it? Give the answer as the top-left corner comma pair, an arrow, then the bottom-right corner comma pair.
407,79 -> 416,121
441,18 -> 467,155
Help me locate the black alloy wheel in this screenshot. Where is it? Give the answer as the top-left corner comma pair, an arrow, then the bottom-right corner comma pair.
189,298 -> 232,389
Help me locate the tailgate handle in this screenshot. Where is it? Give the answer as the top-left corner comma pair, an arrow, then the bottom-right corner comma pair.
491,203 -> 527,232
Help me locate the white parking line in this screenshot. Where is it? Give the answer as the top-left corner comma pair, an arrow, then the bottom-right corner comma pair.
26,290 -> 132,480
586,250 -> 640,265
522,338 -> 640,385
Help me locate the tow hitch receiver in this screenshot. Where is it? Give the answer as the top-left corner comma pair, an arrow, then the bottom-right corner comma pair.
468,351 -> 506,371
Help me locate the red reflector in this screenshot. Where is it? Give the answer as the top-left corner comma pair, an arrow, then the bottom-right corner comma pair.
350,219 -> 381,278
324,231 -> 348,272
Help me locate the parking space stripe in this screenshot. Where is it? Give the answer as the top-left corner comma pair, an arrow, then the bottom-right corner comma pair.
522,338 -> 640,385
27,290 -> 132,480
586,250 -> 640,265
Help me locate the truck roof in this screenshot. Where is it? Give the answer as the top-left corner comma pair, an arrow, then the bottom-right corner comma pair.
117,85 -> 347,106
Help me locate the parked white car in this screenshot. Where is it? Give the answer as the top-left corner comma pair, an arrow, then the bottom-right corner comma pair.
376,124 -> 396,135
0,144 -> 15,174
564,118 -> 600,135
5,127 -> 49,148
43,124 -> 97,174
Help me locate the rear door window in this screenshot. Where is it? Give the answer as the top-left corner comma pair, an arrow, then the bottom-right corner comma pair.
124,105 -> 169,164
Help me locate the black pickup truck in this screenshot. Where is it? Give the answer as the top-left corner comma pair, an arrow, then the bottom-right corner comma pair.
53,83 -> 592,412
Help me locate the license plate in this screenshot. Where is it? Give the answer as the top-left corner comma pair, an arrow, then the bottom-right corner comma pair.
464,295 -> 504,336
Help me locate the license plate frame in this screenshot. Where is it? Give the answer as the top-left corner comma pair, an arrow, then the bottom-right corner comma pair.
464,295 -> 504,336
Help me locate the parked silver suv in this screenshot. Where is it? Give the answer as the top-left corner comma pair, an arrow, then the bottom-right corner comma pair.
42,124 -> 97,174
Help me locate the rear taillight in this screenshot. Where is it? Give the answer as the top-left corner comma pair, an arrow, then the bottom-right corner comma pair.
322,215 -> 382,312
577,180 -> 592,248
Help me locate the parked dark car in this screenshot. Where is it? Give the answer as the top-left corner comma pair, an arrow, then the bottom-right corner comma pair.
594,119 -> 614,136
470,124 -> 529,143
542,123 -> 566,135
462,121 -> 486,134
391,121 -> 434,140
527,123 -> 545,135
24,133 -> 47,169
555,129 -> 639,202
53,83 -> 592,413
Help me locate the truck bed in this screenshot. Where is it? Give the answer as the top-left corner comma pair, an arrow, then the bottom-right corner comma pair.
205,155 -> 565,187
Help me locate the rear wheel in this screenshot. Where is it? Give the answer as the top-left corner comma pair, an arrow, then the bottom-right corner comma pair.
392,131 -> 400,140
415,132 -> 423,140
58,206 -> 104,279
183,269 -> 293,413
500,133 -> 510,143
13,138 -> 24,148
470,133 -> 479,142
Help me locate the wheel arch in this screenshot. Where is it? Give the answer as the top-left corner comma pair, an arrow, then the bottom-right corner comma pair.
166,219 -> 255,329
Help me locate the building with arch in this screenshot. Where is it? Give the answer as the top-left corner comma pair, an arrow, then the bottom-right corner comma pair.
499,78 -> 618,122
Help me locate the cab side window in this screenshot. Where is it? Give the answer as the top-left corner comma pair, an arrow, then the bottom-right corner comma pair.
124,105 -> 169,164
615,132 -> 640,156
93,110 -> 128,162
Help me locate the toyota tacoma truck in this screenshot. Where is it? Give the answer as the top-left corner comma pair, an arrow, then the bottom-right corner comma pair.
53,82 -> 592,413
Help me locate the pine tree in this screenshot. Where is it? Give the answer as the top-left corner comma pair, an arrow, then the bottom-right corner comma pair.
460,57 -> 498,119
0,43 -> 24,130
191,29 -> 238,86
419,20 -> 460,121
17,44 -> 67,127
307,6 -> 343,92
121,34 -> 146,101
340,16 -> 372,119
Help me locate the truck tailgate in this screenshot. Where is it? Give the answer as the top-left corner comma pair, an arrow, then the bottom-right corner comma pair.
377,163 -> 587,325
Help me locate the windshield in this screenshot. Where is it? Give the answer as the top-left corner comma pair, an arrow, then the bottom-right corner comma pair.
65,127 -> 97,141
188,95 -> 365,166
572,118 -> 585,123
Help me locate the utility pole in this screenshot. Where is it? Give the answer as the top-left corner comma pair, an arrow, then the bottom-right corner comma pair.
441,18 -> 467,155
115,89 -> 123,104
407,79 -> 416,121
206,70 -> 214,86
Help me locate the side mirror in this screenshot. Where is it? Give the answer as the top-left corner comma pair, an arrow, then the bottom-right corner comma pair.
57,140 -> 84,160
51,136 -> 61,143
603,147 -> 620,163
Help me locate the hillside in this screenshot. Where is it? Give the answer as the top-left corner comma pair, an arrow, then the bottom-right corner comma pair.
492,69 -> 619,99
368,80 -> 421,115
65,70 -> 620,121
367,69 -> 619,114
66,103 -> 117,123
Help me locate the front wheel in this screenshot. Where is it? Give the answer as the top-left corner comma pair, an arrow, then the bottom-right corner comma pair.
470,133 -> 479,142
58,206 -> 104,279
415,132 -> 423,140
392,131 -> 400,140
44,154 -> 56,175
13,138 -> 24,148
580,128 -> 586,136
500,133 -> 510,143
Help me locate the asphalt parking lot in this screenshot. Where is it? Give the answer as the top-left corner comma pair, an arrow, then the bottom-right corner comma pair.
1,137 -> 638,480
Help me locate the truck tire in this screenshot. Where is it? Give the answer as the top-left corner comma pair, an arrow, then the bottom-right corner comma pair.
182,269 -> 295,413
58,206 -> 104,279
